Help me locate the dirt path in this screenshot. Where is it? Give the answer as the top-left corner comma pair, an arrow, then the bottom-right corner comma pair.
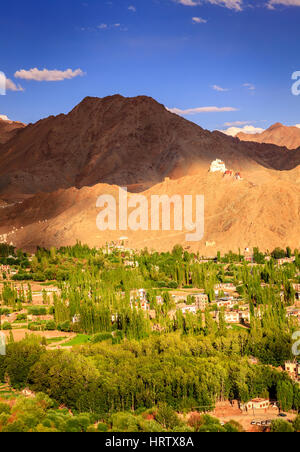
46,334 -> 76,349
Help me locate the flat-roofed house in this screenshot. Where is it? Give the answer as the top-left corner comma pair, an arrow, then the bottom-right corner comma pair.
285,361 -> 300,381
210,159 -> 226,173
216,298 -> 235,309
178,304 -> 198,315
194,293 -> 209,311
244,399 -> 270,411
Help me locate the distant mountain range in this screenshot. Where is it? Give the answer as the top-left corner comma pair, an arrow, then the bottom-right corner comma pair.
237,122 -> 300,150
0,95 -> 299,253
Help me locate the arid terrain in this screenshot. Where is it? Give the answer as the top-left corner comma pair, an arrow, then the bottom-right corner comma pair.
0,95 -> 299,197
0,95 -> 299,254
0,171 -> 299,254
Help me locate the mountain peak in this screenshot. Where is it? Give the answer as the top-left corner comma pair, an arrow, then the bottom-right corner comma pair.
238,121 -> 300,150
268,122 -> 284,131
69,94 -> 167,120
0,96 -> 299,197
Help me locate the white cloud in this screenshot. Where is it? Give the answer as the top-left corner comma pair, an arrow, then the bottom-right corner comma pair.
6,78 -> 24,92
243,83 -> 256,91
224,121 -> 250,126
97,23 -> 127,31
175,0 -> 243,10
167,106 -> 238,115
192,16 -> 207,23
221,125 -> 265,136
176,0 -> 199,5
212,84 -> 229,92
128,5 -> 136,12
294,124 -> 300,128
267,0 -> 300,9
14,68 -> 84,82
210,0 -> 243,9
0,115 -> 10,121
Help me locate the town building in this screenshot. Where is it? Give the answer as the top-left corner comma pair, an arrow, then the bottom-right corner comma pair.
244,256 -> 254,263
171,294 -> 188,303
130,289 -> 147,303
177,304 -> 198,315
134,301 -> 150,312
243,399 -> 270,412
124,260 -> 139,268
194,293 -> 209,311
130,289 -> 150,311
284,361 -> 300,381
156,296 -> 164,305
216,311 -> 240,324
277,257 -> 295,266
286,308 -> 300,324
215,283 -> 237,291
239,310 -> 251,324
216,298 -> 236,309
205,241 -> 216,247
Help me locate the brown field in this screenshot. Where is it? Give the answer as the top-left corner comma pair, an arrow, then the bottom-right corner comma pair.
2,328 -> 74,342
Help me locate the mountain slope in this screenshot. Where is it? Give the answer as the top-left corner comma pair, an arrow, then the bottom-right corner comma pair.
237,122 -> 300,150
0,95 -> 299,197
0,174 -> 299,253
0,117 -> 26,145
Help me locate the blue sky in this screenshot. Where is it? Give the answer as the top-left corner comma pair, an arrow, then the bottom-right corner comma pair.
1,0 -> 300,134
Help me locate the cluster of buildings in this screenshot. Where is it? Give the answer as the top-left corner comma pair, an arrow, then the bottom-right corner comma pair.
172,288 -> 252,326
128,284 -> 252,327
130,289 -> 150,312
128,278 -> 300,328
215,309 -> 250,325
172,292 -> 209,312
124,260 -> 139,268
103,238 -> 134,256
209,159 -> 242,180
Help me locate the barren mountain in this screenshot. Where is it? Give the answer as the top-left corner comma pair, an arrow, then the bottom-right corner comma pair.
0,95 -> 299,253
237,122 -> 300,150
0,95 -> 299,197
0,173 -> 299,254
0,117 -> 26,145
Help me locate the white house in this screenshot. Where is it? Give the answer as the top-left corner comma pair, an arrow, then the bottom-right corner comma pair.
210,159 -> 227,173
194,293 -> 209,311
216,311 -> 240,324
243,399 -> 270,411
177,304 -> 198,315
